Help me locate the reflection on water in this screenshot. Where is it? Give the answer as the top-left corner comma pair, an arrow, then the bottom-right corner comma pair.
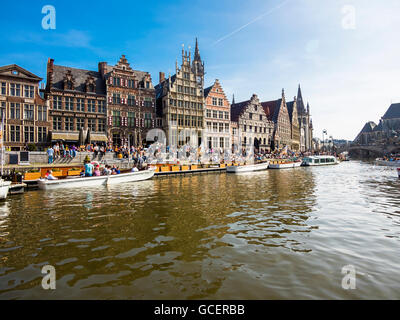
1,162 -> 400,299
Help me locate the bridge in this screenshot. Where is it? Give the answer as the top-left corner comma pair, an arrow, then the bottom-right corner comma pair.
337,144 -> 400,158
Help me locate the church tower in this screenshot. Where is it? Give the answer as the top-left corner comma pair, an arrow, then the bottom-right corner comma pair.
192,38 -> 205,88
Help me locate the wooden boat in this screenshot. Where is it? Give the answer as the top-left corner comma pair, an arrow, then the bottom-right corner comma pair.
269,161 -> 302,169
226,162 -> 270,173
376,158 -> 400,167
302,156 -> 338,166
0,179 -> 12,200
38,168 -> 156,190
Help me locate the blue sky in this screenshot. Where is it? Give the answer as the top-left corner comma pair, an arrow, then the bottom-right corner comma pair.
1,0 -> 400,140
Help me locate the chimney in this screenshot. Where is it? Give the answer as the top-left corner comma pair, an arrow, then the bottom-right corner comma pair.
46,58 -> 54,91
98,62 -> 107,78
159,72 -> 165,83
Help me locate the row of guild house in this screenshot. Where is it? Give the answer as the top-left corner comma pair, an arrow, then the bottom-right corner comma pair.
0,38 -> 314,152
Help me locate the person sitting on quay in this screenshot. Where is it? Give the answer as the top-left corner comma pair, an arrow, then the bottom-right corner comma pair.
84,160 -> 94,177
93,165 -> 101,176
45,170 -> 57,180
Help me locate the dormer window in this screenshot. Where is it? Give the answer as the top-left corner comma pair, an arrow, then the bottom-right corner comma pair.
63,70 -> 75,90
12,70 -> 18,75
85,76 -> 96,93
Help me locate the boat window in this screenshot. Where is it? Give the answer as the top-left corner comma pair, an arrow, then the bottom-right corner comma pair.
314,159 -> 320,164
321,158 -> 326,163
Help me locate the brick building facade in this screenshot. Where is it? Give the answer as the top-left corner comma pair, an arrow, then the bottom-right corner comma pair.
156,39 -> 205,147
99,55 -> 156,147
44,59 -> 108,145
0,64 -> 51,151
204,79 -> 231,150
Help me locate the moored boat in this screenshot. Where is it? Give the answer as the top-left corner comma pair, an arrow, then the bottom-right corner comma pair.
38,168 -> 156,190
397,168 -> 400,178
227,162 -> 270,173
375,158 -> 400,167
0,179 -> 12,200
269,160 -> 302,169
302,156 -> 338,166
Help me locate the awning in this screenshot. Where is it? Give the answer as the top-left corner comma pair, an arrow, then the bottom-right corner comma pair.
52,133 -> 79,141
90,134 -> 108,142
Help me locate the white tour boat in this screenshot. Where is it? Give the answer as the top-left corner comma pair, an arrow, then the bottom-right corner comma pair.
375,158 -> 400,167
227,162 -> 270,173
0,179 -> 12,200
269,161 -> 302,169
302,156 -> 338,166
38,168 -> 156,190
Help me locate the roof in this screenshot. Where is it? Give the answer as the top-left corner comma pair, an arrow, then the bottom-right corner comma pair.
0,64 -> 42,81
261,99 -> 282,122
51,65 -> 106,95
360,121 -> 377,133
230,100 -> 250,122
286,101 -> 295,122
297,85 -> 306,114
382,103 -> 400,120
204,85 -> 212,98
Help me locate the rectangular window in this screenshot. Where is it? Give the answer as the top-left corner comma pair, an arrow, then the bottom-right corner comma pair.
38,106 -> 47,121
178,114 -> 184,126
10,125 -> 21,142
207,122 -> 212,131
10,83 -> 21,97
128,95 -> 136,106
112,93 -> 121,105
0,82 -> 6,95
184,101 -> 189,108
219,123 -> 224,133
206,110 -> 211,118
113,77 -> 121,86
144,97 -> 152,108
112,111 -> 120,127
212,97 -> 217,106
198,117 -> 203,127
213,122 -> 218,132
24,126 -> 35,143
77,118 -> 85,131
225,123 -> 229,133
10,103 -> 20,119
53,96 -> 62,110
191,116 -> 196,127
249,113 -> 253,120
128,112 -> 135,127
0,102 -> 5,119
146,81 -> 150,89
65,117 -> 74,131
38,127 -> 47,143
99,100 -> 106,113
53,117 -> 62,131
145,113 -> 152,128
220,137 -> 224,148
65,97 -> 74,111
98,119 -> 105,132
218,98 -> 223,106
178,85 -> 183,93
213,111 -> 218,119
88,100 -> 96,112
225,112 -> 229,120
178,100 -> 183,107
24,85 -> 34,98
24,104 -> 34,120
77,99 -> 85,112
88,119 -> 96,132
219,111 -> 223,119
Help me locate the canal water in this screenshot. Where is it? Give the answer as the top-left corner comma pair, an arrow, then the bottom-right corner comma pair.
0,161 -> 399,299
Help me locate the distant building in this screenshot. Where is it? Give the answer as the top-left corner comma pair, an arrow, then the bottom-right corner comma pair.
45,59 -> 108,145
296,85 -> 313,151
285,97 -> 301,151
354,103 -> 400,144
0,64 -> 51,151
231,94 -> 274,152
98,55 -> 156,147
261,90 -> 292,151
155,39 -> 205,147
204,79 -> 231,150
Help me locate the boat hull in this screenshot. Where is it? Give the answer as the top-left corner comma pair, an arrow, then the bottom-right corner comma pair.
0,181 -> 12,200
376,159 -> 400,167
269,162 -> 302,169
38,169 -> 155,190
227,162 -> 269,173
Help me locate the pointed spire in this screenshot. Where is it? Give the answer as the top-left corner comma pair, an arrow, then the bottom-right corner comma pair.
194,37 -> 201,61
232,94 -> 235,105
282,88 -> 285,99
297,84 -> 305,113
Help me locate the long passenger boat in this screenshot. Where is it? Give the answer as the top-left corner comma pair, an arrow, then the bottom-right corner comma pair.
301,156 -> 338,166
375,158 -> 400,167
269,160 -> 302,169
0,179 -> 12,200
38,168 -> 156,190
227,162 -> 270,173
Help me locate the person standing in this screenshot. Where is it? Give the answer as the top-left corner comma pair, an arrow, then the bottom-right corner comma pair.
84,160 -> 94,177
47,146 -> 54,164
